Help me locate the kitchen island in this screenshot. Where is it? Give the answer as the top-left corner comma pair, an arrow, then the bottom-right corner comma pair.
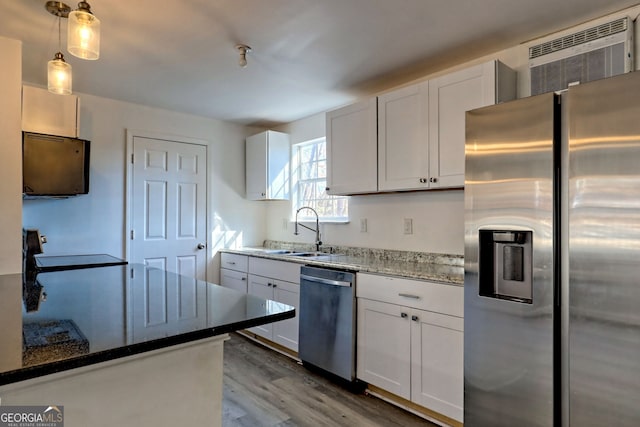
0,264 -> 295,426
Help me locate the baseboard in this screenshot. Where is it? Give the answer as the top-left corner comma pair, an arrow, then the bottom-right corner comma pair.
366,385 -> 463,427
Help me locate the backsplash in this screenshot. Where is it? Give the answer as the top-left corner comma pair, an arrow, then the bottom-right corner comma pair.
262,240 -> 463,267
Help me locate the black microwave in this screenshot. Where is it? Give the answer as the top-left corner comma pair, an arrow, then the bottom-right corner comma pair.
22,132 -> 90,197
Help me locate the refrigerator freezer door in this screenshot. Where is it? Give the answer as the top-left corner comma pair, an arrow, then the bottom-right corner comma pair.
567,72 -> 640,427
464,93 -> 557,426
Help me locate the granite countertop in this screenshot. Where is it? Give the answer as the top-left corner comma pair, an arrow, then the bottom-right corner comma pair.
223,243 -> 464,286
0,264 -> 295,386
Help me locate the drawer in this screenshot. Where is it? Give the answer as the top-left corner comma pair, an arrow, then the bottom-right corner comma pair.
220,253 -> 248,272
356,273 -> 463,318
248,257 -> 301,283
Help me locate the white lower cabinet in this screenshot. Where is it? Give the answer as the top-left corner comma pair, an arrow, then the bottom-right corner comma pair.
247,274 -> 274,338
219,253 -> 249,293
411,308 -> 463,422
357,298 -> 412,399
247,258 -> 301,352
356,273 -> 463,424
220,268 -> 247,293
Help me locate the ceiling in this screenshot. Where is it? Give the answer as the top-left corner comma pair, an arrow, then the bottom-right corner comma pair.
2,1 -> 639,127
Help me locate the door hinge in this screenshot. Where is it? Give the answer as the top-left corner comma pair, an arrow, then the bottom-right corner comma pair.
130,229 -> 134,240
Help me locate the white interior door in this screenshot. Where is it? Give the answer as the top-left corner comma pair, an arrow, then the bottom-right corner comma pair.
130,135 -> 207,280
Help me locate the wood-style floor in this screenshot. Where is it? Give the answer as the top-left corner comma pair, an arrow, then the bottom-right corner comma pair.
222,333 -> 436,427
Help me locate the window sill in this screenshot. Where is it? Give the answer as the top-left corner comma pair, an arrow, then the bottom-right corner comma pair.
293,219 -> 349,224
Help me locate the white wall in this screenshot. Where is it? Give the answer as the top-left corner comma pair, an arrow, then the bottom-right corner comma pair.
268,6 -> 640,256
0,37 -> 23,274
22,91 -> 265,283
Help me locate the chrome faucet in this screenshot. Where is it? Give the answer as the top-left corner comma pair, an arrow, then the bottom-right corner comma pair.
294,206 -> 322,252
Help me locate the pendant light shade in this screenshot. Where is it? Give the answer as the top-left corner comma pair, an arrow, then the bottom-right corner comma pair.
67,1 -> 100,60
48,52 -> 72,95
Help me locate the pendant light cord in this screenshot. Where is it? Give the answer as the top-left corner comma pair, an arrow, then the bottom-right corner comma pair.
57,14 -> 61,52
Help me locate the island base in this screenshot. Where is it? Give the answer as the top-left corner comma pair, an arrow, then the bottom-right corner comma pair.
0,335 -> 228,427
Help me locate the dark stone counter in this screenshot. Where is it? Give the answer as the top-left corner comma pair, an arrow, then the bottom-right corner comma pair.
0,263 -> 295,386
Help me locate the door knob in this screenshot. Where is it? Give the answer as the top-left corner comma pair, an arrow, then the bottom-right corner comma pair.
197,243 -> 206,250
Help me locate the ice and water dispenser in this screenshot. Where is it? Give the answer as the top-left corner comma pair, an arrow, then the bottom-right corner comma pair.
479,230 -> 533,303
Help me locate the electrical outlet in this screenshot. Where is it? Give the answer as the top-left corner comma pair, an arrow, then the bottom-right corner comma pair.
360,218 -> 368,233
403,218 -> 413,235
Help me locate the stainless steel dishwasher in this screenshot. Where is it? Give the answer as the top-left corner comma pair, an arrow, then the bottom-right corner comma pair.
299,265 -> 356,382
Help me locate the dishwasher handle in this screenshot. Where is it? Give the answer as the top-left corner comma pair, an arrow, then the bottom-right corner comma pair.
300,274 -> 352,287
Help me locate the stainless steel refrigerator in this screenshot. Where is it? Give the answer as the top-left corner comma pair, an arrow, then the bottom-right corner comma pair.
464,71 -> 640,427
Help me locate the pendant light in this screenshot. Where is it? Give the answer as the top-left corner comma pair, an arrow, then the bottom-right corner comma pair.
46,2 -> 72,95
67,1 -> 100,60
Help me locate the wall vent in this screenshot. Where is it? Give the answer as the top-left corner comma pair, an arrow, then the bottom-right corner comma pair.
529,17 -> 634,95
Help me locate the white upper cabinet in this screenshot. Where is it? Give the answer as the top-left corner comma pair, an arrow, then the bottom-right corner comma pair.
378,81 -> 430,191
428,60 -> 515,189
326,98 -> 377,195
246,130 -> 290,200
22,85 -> 79,138
326,60 -> 515,195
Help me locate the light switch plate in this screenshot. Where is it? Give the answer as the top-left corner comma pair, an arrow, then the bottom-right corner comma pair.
403,218 -> 413,235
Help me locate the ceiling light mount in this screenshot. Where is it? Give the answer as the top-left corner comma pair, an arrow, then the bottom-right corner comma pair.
45,1 -> 71,18
236,44 -> 251,68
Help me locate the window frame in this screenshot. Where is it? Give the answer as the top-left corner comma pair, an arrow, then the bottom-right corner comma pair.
291,137 -> 349,223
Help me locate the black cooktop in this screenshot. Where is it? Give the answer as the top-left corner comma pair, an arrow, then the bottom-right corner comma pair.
34,254 -> 127,272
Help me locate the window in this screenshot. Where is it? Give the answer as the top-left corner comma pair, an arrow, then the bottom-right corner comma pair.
292,137 -> 348,221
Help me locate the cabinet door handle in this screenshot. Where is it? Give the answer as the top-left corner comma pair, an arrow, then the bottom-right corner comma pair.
401,312 -> 408,318
419,178 -> 427,183
267,283 -> 272,287
241,277 -> 246,281
399,293 -> 420,300
411,315 -> 419,322
272,284 -> 277,288
325,187 -> 330,191
430,177 -> 439,183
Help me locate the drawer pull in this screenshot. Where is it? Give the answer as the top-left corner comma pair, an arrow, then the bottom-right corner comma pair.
399,293 -> 420,299
227,261 -> 236,265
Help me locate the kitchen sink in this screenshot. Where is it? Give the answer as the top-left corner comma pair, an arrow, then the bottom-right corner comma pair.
287,252 -> 324,257
263,249 -> 343,259
262,249 -> 298,254
284,251 -> 343,259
